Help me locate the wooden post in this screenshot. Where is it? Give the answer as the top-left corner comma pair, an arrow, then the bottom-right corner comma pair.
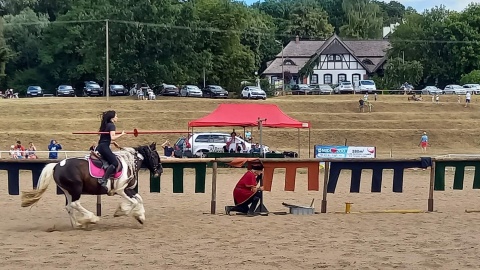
96,195 -> 102,216
428,161 -> 435,212
321,161 -> 330,213
210,161 -> 218,214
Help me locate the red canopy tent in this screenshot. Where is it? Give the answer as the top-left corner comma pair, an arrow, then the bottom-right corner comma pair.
188,104 -> 311,157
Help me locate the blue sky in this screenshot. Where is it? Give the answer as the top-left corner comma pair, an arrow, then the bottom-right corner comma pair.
244,0 -> 480,12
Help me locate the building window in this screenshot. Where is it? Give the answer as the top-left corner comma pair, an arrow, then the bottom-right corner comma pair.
338,74 -> 347,82
310,74 -> 318,84
324,74 -> 332,84
352,74 -> 361,85
327,54 -> 342,62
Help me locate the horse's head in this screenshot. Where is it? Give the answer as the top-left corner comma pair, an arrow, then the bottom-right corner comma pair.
135,142 -> 162,177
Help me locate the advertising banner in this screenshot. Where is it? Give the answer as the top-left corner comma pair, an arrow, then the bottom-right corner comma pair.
314,145 -> 376,159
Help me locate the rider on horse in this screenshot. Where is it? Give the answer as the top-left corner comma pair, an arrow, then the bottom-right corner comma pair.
97,110 -> 126,191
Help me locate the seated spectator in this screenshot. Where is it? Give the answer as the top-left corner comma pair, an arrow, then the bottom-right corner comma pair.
89,141 -> 97,152
250,143 -> 261,153
359,99 -> 365,112
137,89 -> 145,100
9,145 -> 17,159
26,142 -> 37,159
14,141 -> 26,159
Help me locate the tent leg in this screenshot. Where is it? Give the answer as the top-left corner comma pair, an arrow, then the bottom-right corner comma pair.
298,128 -> 300,158
308,127 -> 311,158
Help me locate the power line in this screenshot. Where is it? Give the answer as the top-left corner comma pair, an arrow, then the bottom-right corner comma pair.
3,19 -> 104,26
3,19 -> 480,44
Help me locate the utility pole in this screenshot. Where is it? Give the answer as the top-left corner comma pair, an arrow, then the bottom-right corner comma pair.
105,19 -> 110,101
258,118 -> 267,158
281,43 -> 285,94
203,67 -> 206,88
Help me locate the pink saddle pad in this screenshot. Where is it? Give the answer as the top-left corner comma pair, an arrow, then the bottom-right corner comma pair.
88,159 -> 123,179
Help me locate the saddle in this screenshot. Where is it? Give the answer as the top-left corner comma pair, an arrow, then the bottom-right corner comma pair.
89,151 -> 123,173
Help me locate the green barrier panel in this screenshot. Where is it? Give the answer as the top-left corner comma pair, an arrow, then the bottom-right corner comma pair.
148,163 -> 207,193
434,161 -> 480,190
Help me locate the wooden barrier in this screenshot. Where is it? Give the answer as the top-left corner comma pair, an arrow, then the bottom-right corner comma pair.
5,156 -> 480,216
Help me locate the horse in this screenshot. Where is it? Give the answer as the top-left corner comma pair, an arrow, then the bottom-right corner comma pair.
20,142 -> 163,228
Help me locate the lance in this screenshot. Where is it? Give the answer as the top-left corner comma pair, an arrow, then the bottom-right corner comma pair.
72,128 -> 190,137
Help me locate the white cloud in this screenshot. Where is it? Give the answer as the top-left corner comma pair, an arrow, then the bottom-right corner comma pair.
388,0 -> 480,12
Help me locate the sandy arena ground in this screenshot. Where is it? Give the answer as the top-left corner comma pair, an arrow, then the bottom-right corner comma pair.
2,168 -> 480,269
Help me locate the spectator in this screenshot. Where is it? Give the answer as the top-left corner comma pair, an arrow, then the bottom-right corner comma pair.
14,141 -> 26,159
48,139 -> 63,159
89,142 -> 97,152
9,145 -> 17,159
245,131 -> 252,142
26,142 -> 37,159
161,140 -> 174,157
359,99 -> 365,112
419,132 -> 429,153
250,143 -> 261,154
435,95 -> 439,104
465,92 -> 471,108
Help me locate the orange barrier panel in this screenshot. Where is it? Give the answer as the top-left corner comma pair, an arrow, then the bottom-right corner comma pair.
262,161 -> 320,191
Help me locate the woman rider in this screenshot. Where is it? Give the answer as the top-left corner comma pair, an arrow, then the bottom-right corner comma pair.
97,110 -> 126,190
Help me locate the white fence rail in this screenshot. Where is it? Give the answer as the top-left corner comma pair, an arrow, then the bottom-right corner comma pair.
0,150 -> 90,159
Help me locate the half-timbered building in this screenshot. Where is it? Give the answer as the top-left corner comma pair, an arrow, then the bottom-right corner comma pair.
262,34 -> 390,86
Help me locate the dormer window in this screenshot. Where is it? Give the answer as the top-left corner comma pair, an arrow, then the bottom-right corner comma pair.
282,59 -> 296,65
327,54 -> 342,62
362,59 -> 374,65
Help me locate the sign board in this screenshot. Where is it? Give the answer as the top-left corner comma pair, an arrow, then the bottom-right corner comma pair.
314,145 -> 376,159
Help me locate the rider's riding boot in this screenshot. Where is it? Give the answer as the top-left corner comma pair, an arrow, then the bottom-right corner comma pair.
99,164 -> 116,190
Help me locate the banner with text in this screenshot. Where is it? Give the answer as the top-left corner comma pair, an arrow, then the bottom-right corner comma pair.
314,145 -> 376,159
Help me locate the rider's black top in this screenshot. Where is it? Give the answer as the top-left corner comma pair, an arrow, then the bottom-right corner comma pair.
98,122 -> 116,145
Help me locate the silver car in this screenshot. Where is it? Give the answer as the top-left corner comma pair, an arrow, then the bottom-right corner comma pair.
334,81 -> 354,94
463,84 -> 480,95
180,85 -> 203,97
444,84 -> 466,95
421,86 -> 443,95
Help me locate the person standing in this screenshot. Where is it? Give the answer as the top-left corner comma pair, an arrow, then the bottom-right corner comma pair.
419,132 -> 429,153
48,140 -> 63,159
465,92 -> 471,108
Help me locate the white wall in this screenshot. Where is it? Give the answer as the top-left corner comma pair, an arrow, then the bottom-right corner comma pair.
311,70 -> 367,85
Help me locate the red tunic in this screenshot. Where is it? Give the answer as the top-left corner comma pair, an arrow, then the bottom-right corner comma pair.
233,171 -> 257,205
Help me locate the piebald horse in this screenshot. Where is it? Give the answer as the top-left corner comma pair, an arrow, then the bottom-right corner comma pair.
21,143 -> 162,228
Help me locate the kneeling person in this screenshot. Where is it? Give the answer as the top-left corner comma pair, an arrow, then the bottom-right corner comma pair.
225,163 -> 264,217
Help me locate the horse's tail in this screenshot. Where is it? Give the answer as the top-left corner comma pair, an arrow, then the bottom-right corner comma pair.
21,163 -> 57,207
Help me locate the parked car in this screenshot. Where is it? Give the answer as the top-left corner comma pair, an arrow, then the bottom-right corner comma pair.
334,81 -> 354,94
83,81 -> 103,97
462,84 -> 480,95
355,80 -> 377,94
56,85 -> 75,97
160,84 -> 180,96
202,85 -> 228,98
180,85 -> 203,97
444,84 -> 466,95
421,86 -> 443,95
241,86 -> 267,100
291,84 -> 312,95
109,84 -> 128,96
318,84 -> 333,94
26,86 -> 44,97
174,132 -> 269,158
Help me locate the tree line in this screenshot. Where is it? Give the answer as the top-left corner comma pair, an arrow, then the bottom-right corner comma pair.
0,0 -> 479,94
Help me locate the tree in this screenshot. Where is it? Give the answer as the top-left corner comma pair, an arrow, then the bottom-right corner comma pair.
383,57 -> 423,88
340,0 -> 383,39
287,0 -> 334,39
460,70 -> 480,85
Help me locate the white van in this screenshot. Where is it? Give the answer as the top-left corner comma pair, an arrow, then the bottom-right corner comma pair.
174,132 -> 270,158
355,80 -> 377,93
